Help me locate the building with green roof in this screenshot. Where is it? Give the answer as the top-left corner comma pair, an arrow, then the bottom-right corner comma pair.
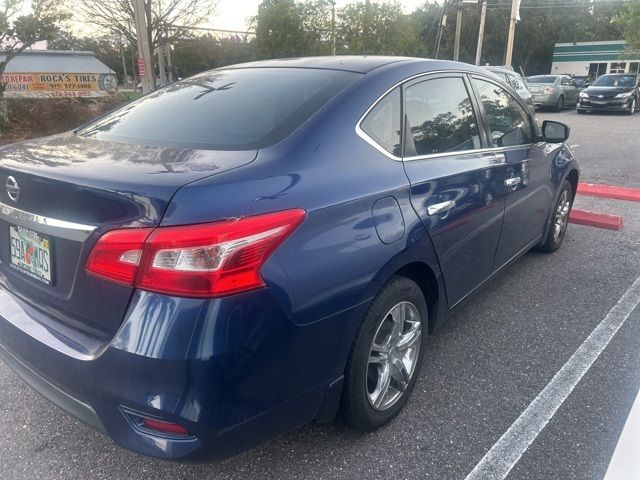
551,40 -> 640,78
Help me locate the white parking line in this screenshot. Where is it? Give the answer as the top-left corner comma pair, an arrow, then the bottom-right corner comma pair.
465,275 -> 640,480
603,387 -> 640,480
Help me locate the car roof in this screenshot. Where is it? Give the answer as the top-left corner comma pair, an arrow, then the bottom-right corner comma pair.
221,56 -> 425,74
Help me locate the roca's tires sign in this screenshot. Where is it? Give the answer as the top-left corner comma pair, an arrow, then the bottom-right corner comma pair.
0,72 -> 119,98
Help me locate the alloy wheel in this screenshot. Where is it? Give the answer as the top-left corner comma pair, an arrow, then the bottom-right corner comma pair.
553,190 -> 571,242
366,301 -> 422,411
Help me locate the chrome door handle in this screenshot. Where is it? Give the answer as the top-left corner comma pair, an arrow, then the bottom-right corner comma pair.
427,200 -> 456,216
504,177 -> 522,188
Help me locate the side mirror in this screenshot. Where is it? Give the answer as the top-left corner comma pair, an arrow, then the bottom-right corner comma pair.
542,120 -> 570,143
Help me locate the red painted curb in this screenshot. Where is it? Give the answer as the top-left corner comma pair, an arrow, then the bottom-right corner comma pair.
569,208 -> 623,231
577,183 -> 640,202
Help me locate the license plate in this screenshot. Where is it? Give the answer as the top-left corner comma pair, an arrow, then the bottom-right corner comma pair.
9,225 -> 53,285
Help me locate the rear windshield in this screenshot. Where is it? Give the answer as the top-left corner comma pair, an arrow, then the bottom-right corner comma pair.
79,68 -> 361,150
592,74 -> 637,87
526,76 -> 557,84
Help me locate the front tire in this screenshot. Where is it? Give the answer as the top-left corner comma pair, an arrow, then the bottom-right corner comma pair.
537,180 -> 573,253
341,276 -> 427,431
554,96 -> 564,112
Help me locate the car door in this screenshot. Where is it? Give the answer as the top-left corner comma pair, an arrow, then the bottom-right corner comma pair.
402,73 -> 506,307
470,76 -> 556,268
561,76 -> 579,104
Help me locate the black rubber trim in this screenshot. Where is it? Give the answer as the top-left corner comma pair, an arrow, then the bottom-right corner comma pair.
0,344 -> 106,433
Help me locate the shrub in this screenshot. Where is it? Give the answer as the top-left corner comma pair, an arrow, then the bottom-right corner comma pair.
0,96 -> 127,145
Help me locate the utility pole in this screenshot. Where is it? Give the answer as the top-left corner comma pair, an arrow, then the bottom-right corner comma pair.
331,0 -> 336,56
453,4 -> 463,62
166,43 -> 174,83
364,0 -> 370,55
120,37 -> 128,86
504,0 -> 520,66
158,45 -> 167,87
133,0 -> 154,93
475,0 -> 487,66
434,0 -> 447,59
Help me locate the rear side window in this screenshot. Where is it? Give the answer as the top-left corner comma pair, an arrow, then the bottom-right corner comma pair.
404,77 -> 481,156
79,68 -> 360,150
473,78 -> 534,148
360,87 -> 401,156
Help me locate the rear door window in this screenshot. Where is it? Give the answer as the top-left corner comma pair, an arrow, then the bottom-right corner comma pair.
360,87 -> 401,156
472,78 -> 534,148
404,77 -> 481,156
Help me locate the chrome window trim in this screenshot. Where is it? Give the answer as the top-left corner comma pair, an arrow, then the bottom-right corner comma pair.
355,69 -> 460,162
0,202 -> 96,233
355,69 -> 541,163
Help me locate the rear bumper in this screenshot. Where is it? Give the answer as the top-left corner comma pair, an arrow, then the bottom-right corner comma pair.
0,343 -> 105,433
0,286 -> 361,460
532,93 -> 557,107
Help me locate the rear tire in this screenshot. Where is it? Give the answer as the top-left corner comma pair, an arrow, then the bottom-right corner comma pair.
554,96 -> 564,112
341,276 -> 428,431
537,180 -> 573,253
577,109 -> 586,114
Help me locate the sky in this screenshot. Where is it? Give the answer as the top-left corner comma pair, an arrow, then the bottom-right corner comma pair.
209,0 -> 430,32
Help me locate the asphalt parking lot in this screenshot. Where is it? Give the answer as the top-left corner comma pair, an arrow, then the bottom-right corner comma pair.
1,109 -> 639,480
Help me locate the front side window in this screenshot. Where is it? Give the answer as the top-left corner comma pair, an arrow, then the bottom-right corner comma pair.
473,78 -> 534,148
360,87 -> 401,156
404,77 -> 481,156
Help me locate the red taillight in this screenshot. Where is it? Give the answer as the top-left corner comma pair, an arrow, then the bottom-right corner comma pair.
86,228 -> 152,285
86,209 -> 306,298
141,418 -> 189,436
544,86 -> 553,95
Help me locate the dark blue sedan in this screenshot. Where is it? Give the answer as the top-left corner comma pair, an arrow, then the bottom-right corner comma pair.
0,56 -> 578,460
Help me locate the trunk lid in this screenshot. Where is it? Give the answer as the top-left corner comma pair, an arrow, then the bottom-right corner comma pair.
0,133 -> 256,339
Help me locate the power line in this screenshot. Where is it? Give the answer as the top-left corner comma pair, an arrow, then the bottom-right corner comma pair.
487,1 -> 627,8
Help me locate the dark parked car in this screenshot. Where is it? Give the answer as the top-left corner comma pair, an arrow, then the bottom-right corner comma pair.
577,73 -> 639,114
485,66 -> 535,113
0,57 -> 579,461
572,76 -> 592,88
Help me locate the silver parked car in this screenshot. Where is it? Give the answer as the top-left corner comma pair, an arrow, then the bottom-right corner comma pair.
485,66 -> 535,113
525,75 -> 581,111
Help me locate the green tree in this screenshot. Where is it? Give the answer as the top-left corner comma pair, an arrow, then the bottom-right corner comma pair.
251,0 -> 333,57
616,0 -> 640,52
0,0 -> 68,118
336,1 -> 421,55
171,34 -> 257,77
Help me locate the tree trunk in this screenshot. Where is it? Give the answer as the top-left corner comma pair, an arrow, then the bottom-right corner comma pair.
0,88 -> 7,124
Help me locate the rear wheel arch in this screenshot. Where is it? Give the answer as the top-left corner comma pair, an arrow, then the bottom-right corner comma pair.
394,262 -> 439,332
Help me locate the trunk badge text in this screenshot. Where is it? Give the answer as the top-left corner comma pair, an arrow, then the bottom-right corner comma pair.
6,176 -> 20,202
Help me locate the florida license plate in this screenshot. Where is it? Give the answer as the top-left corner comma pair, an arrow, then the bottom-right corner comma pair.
9,225 -> 53,284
